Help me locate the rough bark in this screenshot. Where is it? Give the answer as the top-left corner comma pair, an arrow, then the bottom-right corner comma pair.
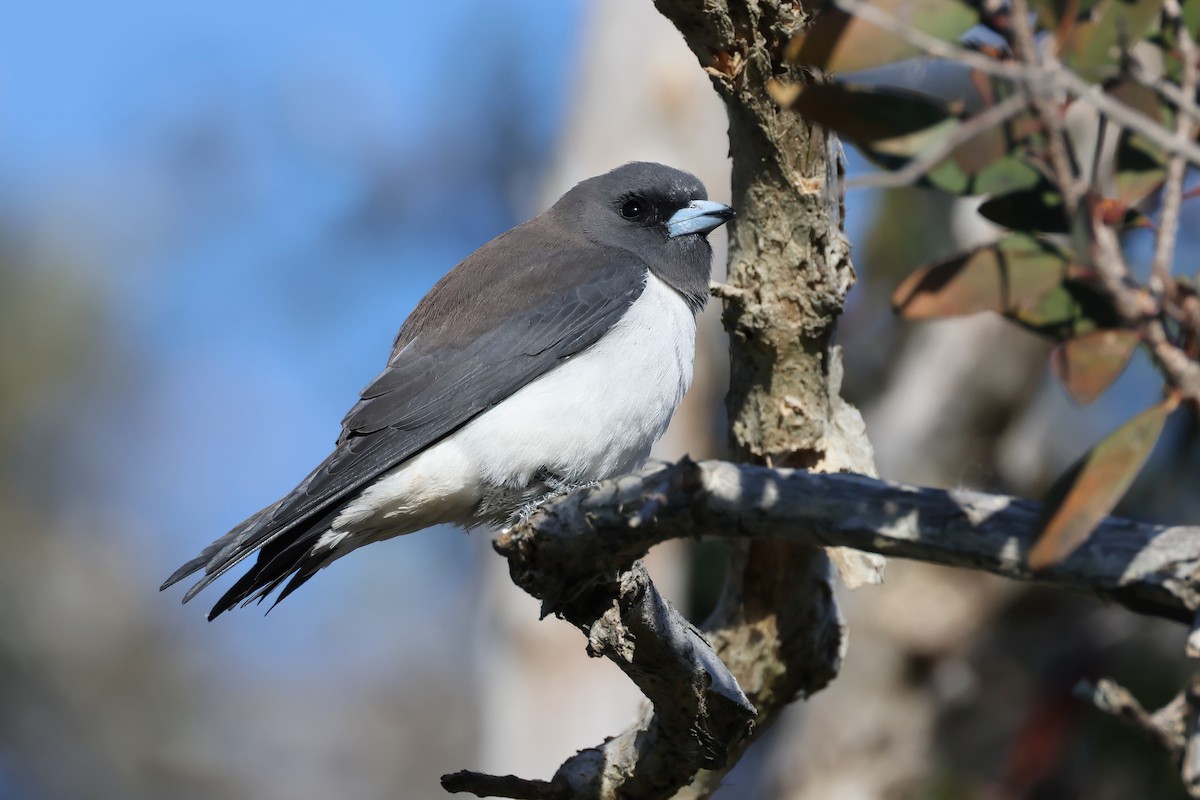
653,3 -> 879,795
444,560 -> 756,799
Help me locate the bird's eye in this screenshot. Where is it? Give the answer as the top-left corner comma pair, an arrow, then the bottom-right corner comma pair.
620,198 -> 644,220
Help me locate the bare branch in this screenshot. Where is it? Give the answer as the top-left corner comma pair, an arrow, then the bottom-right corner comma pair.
833,0 -> 1025,79
1077,675 -> 1200,798
1058,69 -> 1200,168
1143,320 -> 1200,401
1131,59 -> 1200,128
505,459 -> 1200,627
1074,678 -> 1188,759
1093,219 -> 1200,401
443,552 -> 755,800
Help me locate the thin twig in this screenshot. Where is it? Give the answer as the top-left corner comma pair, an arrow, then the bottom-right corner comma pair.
845,91 -> 1029,190
1093,215 -> 1200,400
1074,678 -> 1186,759
1091,208 -> 1154,317
1131,60 -> 1200,128
1144,320 -> 1200,400
1009,0 -> 1083,208
1151,0 -> 1198,298
1077,675 -> 1200,797
1057,69 -> 1200,168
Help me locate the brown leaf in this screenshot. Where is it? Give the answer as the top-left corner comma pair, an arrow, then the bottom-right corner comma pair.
892,234 -> 1069,319
1106,77 -> 1167,123
1005,278 -> 1120,339
769,81 -> 951,145
1050,329 -> 1141,404
1029,397 -> 1175,570
785,0 -> 979,73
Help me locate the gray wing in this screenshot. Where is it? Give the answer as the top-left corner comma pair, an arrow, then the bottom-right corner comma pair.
163,236 -> 646,618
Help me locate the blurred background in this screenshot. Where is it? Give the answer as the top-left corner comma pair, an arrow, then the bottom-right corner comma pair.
0,2 -> 1195,799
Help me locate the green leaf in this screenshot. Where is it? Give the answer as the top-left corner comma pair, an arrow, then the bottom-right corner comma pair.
892,234 -> 1070,319
1050,328 -> 1141,404
786,0 -> 980,73
772,73 -> 1044,197
977,177 -> 1070,233
1029,397 -> 1175,569
1065,0 -> 1163,81
917,105 -> 1042,196
1185,1 -> 1200,40
1115,130 -> 1167,206
1006,279 -> 1122,339
1028,0 -> 1104,31
923,153 -> 1044,196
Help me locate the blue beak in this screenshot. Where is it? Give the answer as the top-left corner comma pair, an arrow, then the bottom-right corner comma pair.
666,200 -> 735,238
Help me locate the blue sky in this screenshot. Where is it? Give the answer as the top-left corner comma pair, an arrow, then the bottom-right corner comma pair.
1,0 -> 584,666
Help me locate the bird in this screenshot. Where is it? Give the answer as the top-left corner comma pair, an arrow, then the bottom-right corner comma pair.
161,161 -> 734,619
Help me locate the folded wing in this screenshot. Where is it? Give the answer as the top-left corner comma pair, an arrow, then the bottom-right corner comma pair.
163,226 -> 646,618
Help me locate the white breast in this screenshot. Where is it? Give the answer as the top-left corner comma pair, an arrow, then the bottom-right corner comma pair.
462,271 -> 696,486
329,272 -> 697,542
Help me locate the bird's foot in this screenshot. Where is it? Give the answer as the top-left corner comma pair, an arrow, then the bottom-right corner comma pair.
506,471 -> 597,526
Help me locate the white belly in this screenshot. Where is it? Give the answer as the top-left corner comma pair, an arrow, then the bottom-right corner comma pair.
327,272 -> 696,542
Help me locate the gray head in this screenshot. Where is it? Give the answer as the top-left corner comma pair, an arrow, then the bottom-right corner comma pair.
551,162 -> 734,310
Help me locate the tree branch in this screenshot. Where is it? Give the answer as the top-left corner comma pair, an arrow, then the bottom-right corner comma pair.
1075,678 -> 1191,761
443,555 -> 756,800
503,459 -> 1200,627
1076,675 -> 1200,797
1150,0 -> 1198,298
447,457 -> 1198,796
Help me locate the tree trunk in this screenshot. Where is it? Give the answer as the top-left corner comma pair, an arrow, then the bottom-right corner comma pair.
654,2 -> 881,794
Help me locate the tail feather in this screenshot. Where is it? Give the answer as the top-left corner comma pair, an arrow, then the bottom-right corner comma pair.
207,525 -> 333,620
162,499 -> 347,619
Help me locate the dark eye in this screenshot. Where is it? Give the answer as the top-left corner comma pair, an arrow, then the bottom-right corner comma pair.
620,198 -> 644,220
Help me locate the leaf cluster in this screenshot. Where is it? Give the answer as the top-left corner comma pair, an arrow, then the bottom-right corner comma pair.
777,0 -> 1199,568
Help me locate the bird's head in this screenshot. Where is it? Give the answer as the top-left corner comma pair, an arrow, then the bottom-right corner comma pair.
553,162 -> 735,310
